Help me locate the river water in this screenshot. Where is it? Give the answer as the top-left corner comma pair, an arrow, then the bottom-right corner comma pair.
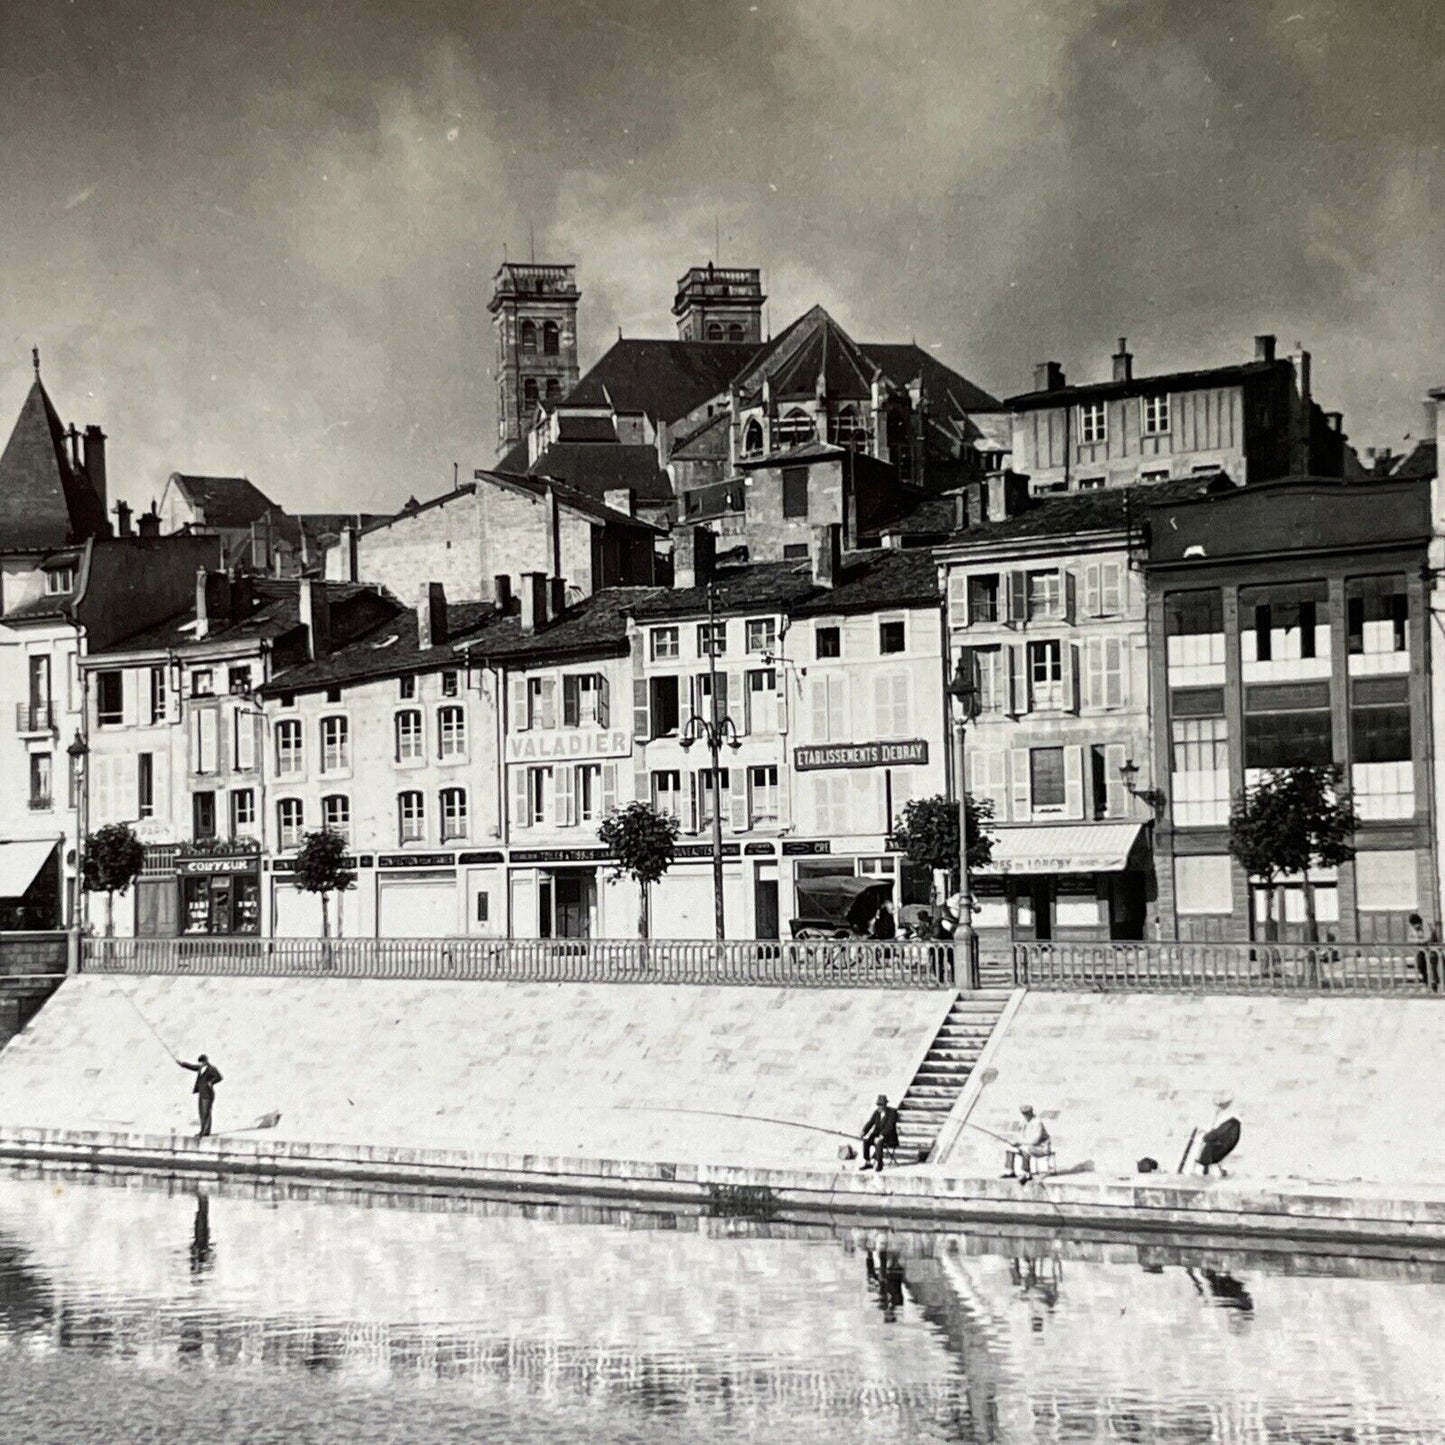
0,1166 -> 1442,1443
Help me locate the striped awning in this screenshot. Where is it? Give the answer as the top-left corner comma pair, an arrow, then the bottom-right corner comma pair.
980,823 -> 1145,876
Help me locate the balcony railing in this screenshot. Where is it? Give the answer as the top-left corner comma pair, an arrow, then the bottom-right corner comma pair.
1015,941 -> 1444,994
15,702 -> 55,733
83,937 -> 961,989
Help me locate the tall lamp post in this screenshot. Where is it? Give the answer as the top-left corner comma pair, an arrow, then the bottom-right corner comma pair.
947,653 -> 981,985
679,583 -> 741,941
67,730 -> 89,941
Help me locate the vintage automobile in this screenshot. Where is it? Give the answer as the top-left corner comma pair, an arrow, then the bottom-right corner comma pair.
789,877 -> 894,940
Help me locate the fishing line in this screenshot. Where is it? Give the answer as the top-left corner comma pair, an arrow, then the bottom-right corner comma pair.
118,986 -> 178,1062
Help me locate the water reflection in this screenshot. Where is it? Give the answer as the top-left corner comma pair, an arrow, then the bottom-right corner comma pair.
0,1166 -> 1441,1443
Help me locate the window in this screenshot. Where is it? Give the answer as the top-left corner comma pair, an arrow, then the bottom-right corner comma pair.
277,798 -> 304,850
748,765 -> 779,826
698,768 -> 729,827
28,753 -> 52,810
1352,683 -> 1411,762
395,709 -> 423,761
325,686 -> 342,704
728,323 -> 745,342
1078,476 -> 1106,490
815,626 -> 841,659
398,791 -> 425,844
746,669 -> 778,734
1027,570 -> 1063,620
1172,715 -> 1229,773
230,788 -> 256,836
320,716 -> 349,773
783,543 -> 810,560
648,675 -> 680,736
275,718 -> 303,776
742,418 -> 764,457
542,321 -> 560,357
1242,581 -> 1328,665
697,622 -> 726,658
878,620 -> 906,655
520,319 -> 537,354
1028,639 -> 1064,710
652,770 -> 682,818
193,790 -> 217,841
745,618 -> 776,654
1079,401 -> 1107,445
782,466 -> 809,519
233,709 -> 258,772
575,764 -> 603,823
975,647 -> 1007,713
1030,747 -> 1066,810
441,671 -> 460,698
1243,688 -> 1333,768
440,787 -> 468,840
1084,637 -> 1126,710
707,321 -> 723,340
776,410 -> 814,450
523,377 -> 538,407
1174,856 -> 1233,915
138,753 -> 154,818
191,669 -> 214,698
968,575 -> 1000,624
149,666 -> 167,725
1166,588 -> 1224,637
1090,745 -> 1123,820
526,676 -> 557,729
810,674 -> 848,742
322,794 -> 350,841
189,707 -> 219,775
1347,577 -> 1409,656
399,675 -> 417,700
1142,394 -> 1170,435
522,767 -> 553,827
437,705 -> 466,758
278,692 -> 296,708
44,567 -> 76,595
228,666 -> 251,696
651,626 -> 679,661
545,378 -> 562,402
562,673 -> 606,727
829,404 -> 866,450
874,672 -> 910,736
96,671 -> 123,727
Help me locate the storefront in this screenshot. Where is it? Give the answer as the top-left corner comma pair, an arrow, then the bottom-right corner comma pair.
176,851 -> 262,936
509,846 -> 610,939
785,840 -> 931,935
0,839 -> 61,931
269,854 -> 369,938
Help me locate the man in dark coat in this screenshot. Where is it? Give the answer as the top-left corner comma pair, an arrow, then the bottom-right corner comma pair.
861,1093 -> 900,1171
178,1054 -> 223,1138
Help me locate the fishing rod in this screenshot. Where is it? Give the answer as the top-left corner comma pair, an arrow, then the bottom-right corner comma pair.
617,1104 -> 855,1141
119,987 -> 178,1062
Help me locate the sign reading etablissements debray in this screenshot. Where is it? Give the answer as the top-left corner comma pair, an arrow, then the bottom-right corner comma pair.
793,739 -> 928,771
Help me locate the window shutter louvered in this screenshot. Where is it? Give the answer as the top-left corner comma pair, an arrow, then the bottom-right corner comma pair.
510,676 -> 530,731
1063,746 -> 1085,818
1010,748 -> 1031,817
1007,644 -> 1026,716
554,765 -> 575,826
729,768 -> 748,831
597,675 -> 610,728
510,769 -> 529,829
601,763 -> 617,817
1105,742 -> 1129,818
1084,564 -> 1101,618
1007,572 -> 1028,628
1061,642 -> 1078,713
632,677 -> 649,742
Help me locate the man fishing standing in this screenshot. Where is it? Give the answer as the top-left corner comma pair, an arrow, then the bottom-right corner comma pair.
178,1054 -> 223,1138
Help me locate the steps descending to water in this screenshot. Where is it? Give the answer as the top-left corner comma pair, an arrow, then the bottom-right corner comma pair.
896,993 -> 1009,1162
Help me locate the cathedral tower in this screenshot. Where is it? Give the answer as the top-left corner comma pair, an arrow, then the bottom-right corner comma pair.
672,263 -> 765,344
489,262 -> 581,459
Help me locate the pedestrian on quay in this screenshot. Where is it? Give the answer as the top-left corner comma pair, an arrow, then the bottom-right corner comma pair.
178,1054 -> 223,1139
1409,913 -> 1440,992
870,899 -> 896,941
860,1093 -> 900,1172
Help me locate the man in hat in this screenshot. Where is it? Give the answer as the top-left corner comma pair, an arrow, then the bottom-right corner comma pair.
860,1094 -> 900,1172
178,1054 -> 223,1139
1003,1104 -> 1051,1182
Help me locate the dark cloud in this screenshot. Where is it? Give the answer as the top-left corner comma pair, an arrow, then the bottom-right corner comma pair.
1,0 -> 1441,515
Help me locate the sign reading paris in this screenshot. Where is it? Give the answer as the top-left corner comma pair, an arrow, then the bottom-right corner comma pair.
793,740 -> 929,772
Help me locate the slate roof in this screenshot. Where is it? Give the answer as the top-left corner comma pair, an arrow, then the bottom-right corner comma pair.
169,474 -> 278,529
1005,360 -> 1280,411
562,339 -> 758,422
507,443 -> 674,507
669,410 -> 731,461
737,439 -> 848,469
880,490 -> 962,541
1390,439 -> 1437,480
0,380 -> 106,549
555,414 -> 619,443
861,343 -> 1001,413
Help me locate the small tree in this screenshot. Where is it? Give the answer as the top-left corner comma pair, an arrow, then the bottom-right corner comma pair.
83,822 -> 146,936
1229,764 -> 1358,942
598,801 -> 681,939
891,793 -> 996,900
293,829 -> 356,940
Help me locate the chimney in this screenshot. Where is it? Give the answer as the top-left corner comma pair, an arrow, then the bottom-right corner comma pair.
520,571 -> 548,633
336,522 -> 358,583
137,502 -> 160,538
966,480 -> 986,529
1111,338 -> 1133,383
493,574 -> 514,614
298,578 -> 330,659
113,500 -> 132,538
195,567 -> 211,640
604,487 -> 635,517
1325,410 -> 1344,435
1033,361 -> 1065,392
953,490 -> 968,532
986,471 -> 1030,522
673,525 -> 716,590
548,576 -> 567,618
811,522 -> 841,589
83,426 -> 108,511
1254,334 -> 1277,363
417,582 -> 447,649
66,423 -> 82,472
229,567 -> 254,618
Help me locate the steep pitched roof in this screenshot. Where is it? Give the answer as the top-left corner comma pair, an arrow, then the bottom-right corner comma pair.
0,380 -> 105,549
170,474 -> 277,529
861,342 -> 1000,412
1005,360 -> 1280,411
1390,439 -> 1437,480
509,443 -> 674,507
563,339 -> 757,422
669,409 -> 731,461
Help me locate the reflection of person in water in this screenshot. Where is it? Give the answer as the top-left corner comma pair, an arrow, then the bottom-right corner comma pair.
1009,1255 -> 1061,1309
1187,1267 -> 1253,1313
189,1194 -> 213,1275
864,1248 -> 906,1321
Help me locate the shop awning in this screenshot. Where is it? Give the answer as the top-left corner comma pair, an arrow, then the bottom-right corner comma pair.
0,839 -> 58,898
980,823 -> 1145,876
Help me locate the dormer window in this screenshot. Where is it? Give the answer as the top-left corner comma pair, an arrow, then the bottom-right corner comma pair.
44,567 -> 76,595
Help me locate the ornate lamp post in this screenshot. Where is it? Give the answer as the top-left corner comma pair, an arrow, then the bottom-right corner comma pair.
66,730 -> 89,937
947,652 -> 982,984
679,584 -> 742,941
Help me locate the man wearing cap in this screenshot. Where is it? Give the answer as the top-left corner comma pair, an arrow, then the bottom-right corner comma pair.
860,1094 -> 900,1172
178,1054 -> 223,1139
1003,1104 -> 1051,1182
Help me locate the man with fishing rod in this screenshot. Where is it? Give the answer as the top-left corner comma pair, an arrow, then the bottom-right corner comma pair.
177,1054 -> 223,1138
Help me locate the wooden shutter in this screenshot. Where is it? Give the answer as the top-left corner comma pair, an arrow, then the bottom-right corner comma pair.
634,768 -> 649,811
234,710 -> 257,771
1104,637 -> 1125,710
554,765 -> 575,826
537,677 -> 557,729
1063,745 -> 1085,819
1006,644 -> 1027,716
1061,642 -> 1078,714
1101,561 -> 1122,616
1062,569 -> 1077,624
1007,572 -> 1028,628
684,772 -> 699,834
1083,563 -> 1101,618
948,570 -> 969,629
809,676 -> 829,740
632,678 -> 649,743
726,671 -> 742,732
1010,748 -> 1032,817
121,669 -> 138,727
1081,637 -> 1100,710
1104,742 -> 1128,818
199,708 -> 218,774
510,768 -> 529,829
510,676 -> 530,731
830,674 -> 849,739
601,763 -> 617,816
597,674 -> 610,728
562,675 -> 580,727
729,767 -> 748,831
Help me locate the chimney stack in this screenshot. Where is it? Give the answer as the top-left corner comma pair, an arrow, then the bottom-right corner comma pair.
1033,361 -> 1066,392
811,522 -> 841,589
83,426 -> 108,512
298,578 -> 330,659
966,480 -> 986,529
417,581 -> 447,649
195,568 -> 231,639
1112,338 -> 1133,383
1254,334 -> 1277,363
113,500 -> 132,538
229,567 -> 254,618
137,502 -> 160,538
673,525 -> 716,590
548,576 -> 567,618
493,574 -> 514,614
195,567 -> 211,640
520,571 -> 548,634
336,522 -> 358,583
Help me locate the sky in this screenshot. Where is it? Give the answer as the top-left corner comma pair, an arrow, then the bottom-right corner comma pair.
1,0 -> 1442,516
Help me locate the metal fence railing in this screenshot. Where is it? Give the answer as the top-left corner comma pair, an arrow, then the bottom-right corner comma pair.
82,936 -> 963,989
1015,941 -> 1445,994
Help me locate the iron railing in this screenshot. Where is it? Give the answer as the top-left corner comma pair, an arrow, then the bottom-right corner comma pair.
83,936 -> 961,989
1015,941 -> 1445,994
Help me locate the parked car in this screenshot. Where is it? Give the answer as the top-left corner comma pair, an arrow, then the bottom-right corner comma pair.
789,878 -> 894,940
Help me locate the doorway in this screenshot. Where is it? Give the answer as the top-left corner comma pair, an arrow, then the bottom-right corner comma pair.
543,871 -> 595,939
754,864 -> 779,941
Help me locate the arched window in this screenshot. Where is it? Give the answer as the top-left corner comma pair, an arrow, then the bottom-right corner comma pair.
545,378 -> 562,401
520,320 -> 537,355
742,418 -> 764,457
542,321 -> 560,356
728,323 -> 745,342
706,322 -> 724,341
829,404 -> 866,450
523,377 -> 539,408
774,407 -> 815,449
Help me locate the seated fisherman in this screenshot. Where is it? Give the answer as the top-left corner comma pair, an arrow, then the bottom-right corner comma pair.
1003,1104 -> 1051,1182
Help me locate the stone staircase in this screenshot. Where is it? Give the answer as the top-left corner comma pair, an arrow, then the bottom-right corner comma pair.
896,992 -> 1010,1162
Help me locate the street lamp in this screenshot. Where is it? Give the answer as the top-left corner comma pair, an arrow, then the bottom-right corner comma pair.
679,583 -> 741,941
947,652 -> 982,986
66,730 -> 89,935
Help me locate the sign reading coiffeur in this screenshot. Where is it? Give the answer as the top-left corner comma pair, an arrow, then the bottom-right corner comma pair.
793,739 -> 929,771
505,729 -> 630,762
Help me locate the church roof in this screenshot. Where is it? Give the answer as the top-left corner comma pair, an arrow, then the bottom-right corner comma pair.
563,339 -> 757,422
0,378 -> 106,549
168,473 -> 278,529
512,441 -> 674,506
861,342 -> 1000,413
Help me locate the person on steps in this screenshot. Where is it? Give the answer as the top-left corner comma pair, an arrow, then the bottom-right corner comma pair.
178,1054 -> 223,1139
861,1094 -> 900,1172
1003,1104 -> 1051,1183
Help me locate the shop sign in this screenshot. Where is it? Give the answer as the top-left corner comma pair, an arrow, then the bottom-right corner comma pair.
379,852 -> 457,870
674,843 -> 741,859
510,846 -> 611,865
505,729 -> 630,763
743,842 -> 775,855
794,740 -> 928,772
782,840 -> 832,856
177,855 -> 261,876
457,851 -> 505,865
270,854 -> 367,873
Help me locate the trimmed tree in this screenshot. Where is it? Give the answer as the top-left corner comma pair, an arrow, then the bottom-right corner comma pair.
293,828 -> 356,940
1228,764 -> 1358,942
598,801 -> 681,939
891,793 -> 996,898
82,822 -> 146,936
